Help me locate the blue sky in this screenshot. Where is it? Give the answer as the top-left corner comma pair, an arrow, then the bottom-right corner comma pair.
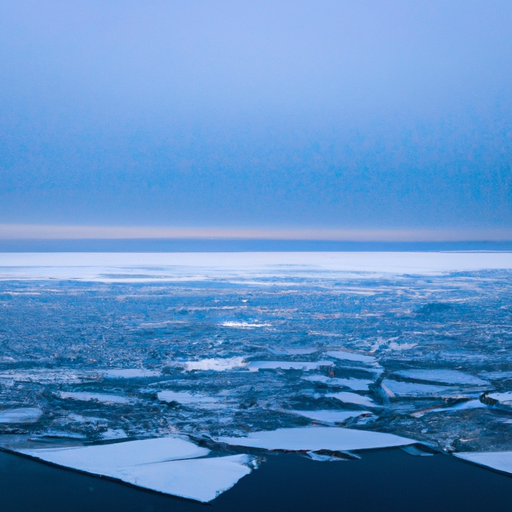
0,0 -> 511,238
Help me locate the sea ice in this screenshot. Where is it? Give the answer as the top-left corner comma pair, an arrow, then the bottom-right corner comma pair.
58,392 -> 132,404
0,408 -> 42,424
287,410 -> 371,424
411,399 -> 487,417
302,375 -> 373,391
454,451 -> 512,476
325,391 -> 380,408
325,351 -> 378,365
19,437 -> 252,502
487,392 -> 512,405
392,370 -> 488,386
215,426 -> 415,452
103,369 -> 161,379
221,322 -> 271,328
181,357 -> 247,371
246,361 -> 334,372
381,379 -> 467,398
157,391 -> 219,406
20,436 -> 208,468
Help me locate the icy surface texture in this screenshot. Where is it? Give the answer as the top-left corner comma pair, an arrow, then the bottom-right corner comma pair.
0,252 -> 512,454
20,437 -> 253,502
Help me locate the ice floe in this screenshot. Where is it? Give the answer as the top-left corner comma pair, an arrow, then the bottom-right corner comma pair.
392,370 -> 488,386
221,321 -> 271,328
325,391 -> 381,408
302,375 -> 373,391
487,392 -> 512,406
58,392 -> 132,404
246,361 -> 334,372
157,391 -> 219,406
215,426 -> 415,452
287,410 -> 371,424
103,369 -> 161,379
19,437 -> 252,502
181,357 -> 247,371
381,379 -> 468,398
0,408 -> 42,424
325,351 -> 378,365
454,451 -> 512,475
411,399 -> 487,417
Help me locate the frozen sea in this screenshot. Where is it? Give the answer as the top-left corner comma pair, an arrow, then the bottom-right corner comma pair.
1,251 -> 512,502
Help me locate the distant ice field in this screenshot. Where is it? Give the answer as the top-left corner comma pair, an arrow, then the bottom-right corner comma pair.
0,251 -> 511,281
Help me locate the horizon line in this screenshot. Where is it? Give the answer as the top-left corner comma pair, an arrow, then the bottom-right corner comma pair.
1,224 -> 512,243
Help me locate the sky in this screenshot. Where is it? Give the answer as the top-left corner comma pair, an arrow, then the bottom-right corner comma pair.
0,0 -> 511,239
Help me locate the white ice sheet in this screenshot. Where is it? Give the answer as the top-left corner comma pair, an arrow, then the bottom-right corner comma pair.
215,426 -> 414,452
181,357 -> 247,371
381,379 -> 466,398
288,410 -> 370,424
325,351 -> 378,365
0,407 -> 42,423
393,370 -> 488,386
454,451 -> 512,475
302,375 -> 373,391
103,369 -> 161,378
59,392 -> 132,404
157,391 -> 219,405
20,436 -> 208,469
325,392 -> 380,408
246,361 -> 334,372
19,437 -> 252,502
488,392 -> 512,405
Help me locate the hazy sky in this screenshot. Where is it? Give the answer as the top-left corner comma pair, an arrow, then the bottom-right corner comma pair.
1,0 -> 511,234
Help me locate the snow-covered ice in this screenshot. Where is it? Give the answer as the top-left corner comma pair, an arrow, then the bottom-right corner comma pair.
246,361 -> 334,372
325,351 -> 378,365
454,451 -> 512,476
58,392 -> 132,404
325,391 -> 380,408
0,408 -> 42,424
215,426 -> 415,452
181,357 -> 247,371
302,375 -> 373,391
287,410 -> 371,424
392,370 -> 488,386
18,437 -> 253,502
157,390 -> 219,406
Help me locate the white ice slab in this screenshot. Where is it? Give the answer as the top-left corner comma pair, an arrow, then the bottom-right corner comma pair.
181,357 -> 247,371
246,361 -> 334,372
488,392 -> 512,405
109,454 -> 253,502
103,369 -> 161,379
302,375 -> 373,391
393,370 -> 488,386
157,391 -> 219,406
411,399 -> 487,417
215,426 -> 414,452
381,379 -> 466,398
288,410 -> 371,424
270,348 -> 318,355
221,321 -> 271,328
325,351 -> 378,365
0,408 -> 42,424
454,451 -> 512,475
326,392 -> 380,408
20,437 -> 209,469
19,437 -> 252,502
59,392 -> 132,405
